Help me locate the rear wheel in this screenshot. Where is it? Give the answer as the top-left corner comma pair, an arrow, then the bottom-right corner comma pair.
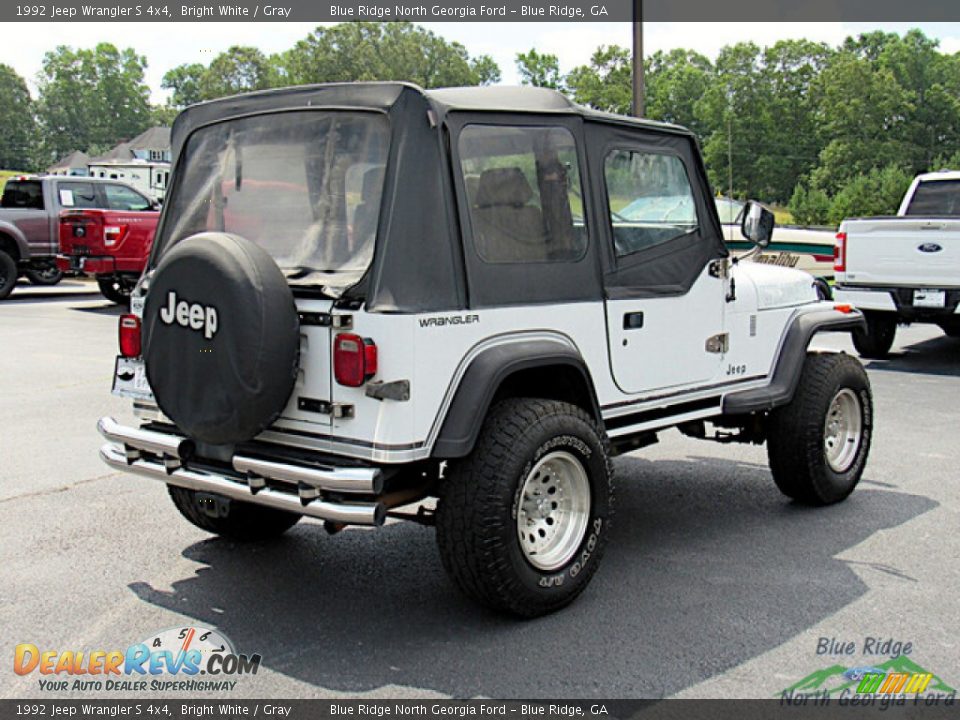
0,251 -> 16,300
767,353 -> 872,505
97,275 -> 133,305
851,312 -> 896,359
168,486 -> 301,540
25,264 -> 63,286
436,398 -> 612,617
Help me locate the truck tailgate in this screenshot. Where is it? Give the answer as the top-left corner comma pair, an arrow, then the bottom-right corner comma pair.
843,218 -> 960,287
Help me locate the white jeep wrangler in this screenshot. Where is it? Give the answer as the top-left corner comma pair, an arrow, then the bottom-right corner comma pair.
99,83 -> 872,617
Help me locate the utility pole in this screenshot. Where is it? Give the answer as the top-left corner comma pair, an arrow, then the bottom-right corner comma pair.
632,3 -> 644,117
727,111 -> 733,200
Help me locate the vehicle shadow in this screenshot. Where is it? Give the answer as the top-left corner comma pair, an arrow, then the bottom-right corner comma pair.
128,454 -> 935,698
3,281 -> 100,304
866,334 -> 960,377
69,303 -> 125,316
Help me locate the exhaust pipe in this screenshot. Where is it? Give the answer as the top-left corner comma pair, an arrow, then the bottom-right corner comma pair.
100,443 -> 385,526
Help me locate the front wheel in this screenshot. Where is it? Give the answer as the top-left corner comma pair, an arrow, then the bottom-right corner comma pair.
852,312 -> 896,359
25,264 -> 63,286
767,352 -> 872,505
0,251 -> 16,300
97,275 -> 134,305
436,398 -> 613,617
168,486 -> 301,541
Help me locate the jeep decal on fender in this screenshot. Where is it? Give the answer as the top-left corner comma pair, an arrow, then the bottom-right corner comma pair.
159,290 -> 219,340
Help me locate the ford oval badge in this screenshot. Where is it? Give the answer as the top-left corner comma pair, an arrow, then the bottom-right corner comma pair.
918,243 -> 943,253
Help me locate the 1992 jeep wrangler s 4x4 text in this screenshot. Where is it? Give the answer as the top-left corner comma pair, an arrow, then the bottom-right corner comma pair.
98,83 -> 872,617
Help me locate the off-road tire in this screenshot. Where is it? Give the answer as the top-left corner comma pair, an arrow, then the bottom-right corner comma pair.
25,265 -> 63,286
168,486 -> 301,541
0,250 -> 16,300
767,352 -> 872,505
852,312 -> 896,359
436,398 -> 613,618
97,276 -> 132,305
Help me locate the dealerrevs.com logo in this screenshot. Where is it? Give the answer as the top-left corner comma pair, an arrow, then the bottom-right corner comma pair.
14,626 -> 260,692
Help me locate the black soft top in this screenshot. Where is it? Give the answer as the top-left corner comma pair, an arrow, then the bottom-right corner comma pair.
170,82 -> 693,163
162,82 -> 716,313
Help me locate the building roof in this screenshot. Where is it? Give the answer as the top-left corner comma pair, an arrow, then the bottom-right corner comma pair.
127,126 -> 171,151
89,142 -> 133,163
47,150 -> 90,172
88,127 -> 171,163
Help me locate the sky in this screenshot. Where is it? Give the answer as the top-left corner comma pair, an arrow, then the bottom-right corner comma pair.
2,21 -> 960,104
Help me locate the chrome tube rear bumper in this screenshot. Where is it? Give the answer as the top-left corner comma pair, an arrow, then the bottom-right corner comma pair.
97,416 -> 386,526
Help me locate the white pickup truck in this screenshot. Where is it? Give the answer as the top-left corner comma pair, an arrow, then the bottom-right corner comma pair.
834,170 -> 960,358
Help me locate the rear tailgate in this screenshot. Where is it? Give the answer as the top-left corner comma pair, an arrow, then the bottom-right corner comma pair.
842,217 -> 960,287
60,209 -> 157,264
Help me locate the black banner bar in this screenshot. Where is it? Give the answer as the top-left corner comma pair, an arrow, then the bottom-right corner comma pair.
4,699 -> 960,720
4,0 -> 960,22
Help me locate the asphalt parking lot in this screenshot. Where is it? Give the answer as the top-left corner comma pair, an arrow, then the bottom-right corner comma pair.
1,282 -> 958,700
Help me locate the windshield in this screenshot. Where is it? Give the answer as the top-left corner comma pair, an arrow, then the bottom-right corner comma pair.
155,111 -> 390,295
714,197 -> 745,224
905,179 -> 960,216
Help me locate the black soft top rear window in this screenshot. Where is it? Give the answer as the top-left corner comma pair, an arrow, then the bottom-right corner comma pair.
155,110 -> 389,296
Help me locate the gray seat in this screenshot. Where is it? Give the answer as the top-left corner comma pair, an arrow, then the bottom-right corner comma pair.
473,168 -> 547,262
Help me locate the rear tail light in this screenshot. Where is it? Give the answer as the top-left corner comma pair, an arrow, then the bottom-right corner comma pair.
104,225 -> 128,247
334,333 -> 377,387
834,231 -> 847,272
119,314 -> 141,358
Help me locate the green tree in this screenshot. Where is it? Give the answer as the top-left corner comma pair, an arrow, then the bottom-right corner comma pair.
516,49 -> 562,89
150,104 -> 179,127
199,46 -> 278,100
789,182 -> 831,225
760,40 -> 834,201
697,43 -> 778,199
36,43 -> 151,165
161,63 -> 205,107
565,45 -> 633,114
278,22 -> 499,88
0,64 -> 35,170
810,52 -> 912,193
826,165 -> 913,224
644,49 -> 713,136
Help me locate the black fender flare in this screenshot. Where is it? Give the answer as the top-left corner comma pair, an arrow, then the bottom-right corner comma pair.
0,224 -> 29,261
722,307 -> 866,415
431,339 -> 601,459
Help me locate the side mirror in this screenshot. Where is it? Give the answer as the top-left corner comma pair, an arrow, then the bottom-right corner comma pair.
740,201 -> 775,248
150,200 -> 162,211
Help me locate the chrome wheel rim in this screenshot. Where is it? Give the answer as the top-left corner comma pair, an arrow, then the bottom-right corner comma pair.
824,388 -> 862,473
516,450 -> 590,571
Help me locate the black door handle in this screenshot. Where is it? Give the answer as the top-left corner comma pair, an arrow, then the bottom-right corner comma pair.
623,312 -> 644,329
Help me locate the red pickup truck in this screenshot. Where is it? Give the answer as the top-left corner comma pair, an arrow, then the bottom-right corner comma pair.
57,198 -> 160,304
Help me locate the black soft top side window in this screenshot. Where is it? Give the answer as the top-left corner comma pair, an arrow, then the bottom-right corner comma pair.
458,124 -> 587,264
604,149 -> 700,258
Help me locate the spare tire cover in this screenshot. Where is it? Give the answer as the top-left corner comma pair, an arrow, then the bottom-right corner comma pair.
142,232 -> 299,445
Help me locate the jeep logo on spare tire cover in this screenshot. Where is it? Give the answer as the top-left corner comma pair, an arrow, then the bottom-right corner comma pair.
142,232 -> 299,445
159,291 -> 218,339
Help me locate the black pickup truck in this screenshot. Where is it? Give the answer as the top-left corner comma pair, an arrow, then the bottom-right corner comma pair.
0,175 -> 157,300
